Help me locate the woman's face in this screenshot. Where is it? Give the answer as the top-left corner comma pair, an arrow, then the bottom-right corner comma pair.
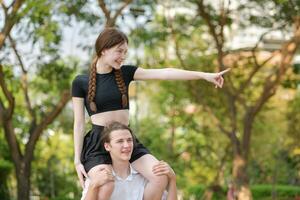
104,129 -> 133,162
102,42 -> 128,70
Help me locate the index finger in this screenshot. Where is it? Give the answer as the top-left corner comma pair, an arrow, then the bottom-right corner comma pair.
219,68 -> 231,75
80,179 -> 85,189
77,174 -> 85,188
153,162 -> 166,168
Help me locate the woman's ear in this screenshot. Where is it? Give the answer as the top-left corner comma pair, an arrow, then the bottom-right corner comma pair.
104,142 -> 110,151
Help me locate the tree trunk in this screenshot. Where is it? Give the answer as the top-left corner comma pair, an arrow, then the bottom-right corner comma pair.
232,154 -> 252,200
16,161 -> 31,200
201,189 -> 213,200
0,161 -> 12,200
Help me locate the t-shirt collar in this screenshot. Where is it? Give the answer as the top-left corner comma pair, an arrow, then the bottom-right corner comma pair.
112,164 -> 138,181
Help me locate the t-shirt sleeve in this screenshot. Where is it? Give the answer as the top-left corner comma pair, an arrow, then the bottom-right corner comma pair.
121,65 -> 138,83
71,75 -> 86,98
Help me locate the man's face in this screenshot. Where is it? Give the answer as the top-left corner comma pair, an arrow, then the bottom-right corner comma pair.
104,129 -> 133,162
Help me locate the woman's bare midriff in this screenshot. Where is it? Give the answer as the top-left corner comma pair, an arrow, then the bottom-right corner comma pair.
90,109 -> 130,126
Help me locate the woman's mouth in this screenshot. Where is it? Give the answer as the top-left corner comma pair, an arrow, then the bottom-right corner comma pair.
115,60 -> 123,66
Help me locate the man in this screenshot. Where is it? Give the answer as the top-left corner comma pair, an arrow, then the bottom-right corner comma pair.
81,122 -> 177,200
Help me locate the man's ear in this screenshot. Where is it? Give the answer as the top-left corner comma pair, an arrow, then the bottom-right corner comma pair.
104,142 -> 110,151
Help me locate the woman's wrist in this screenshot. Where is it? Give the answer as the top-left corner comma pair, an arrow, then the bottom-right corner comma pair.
74,158 -> 81,165
197,71 -> 210,81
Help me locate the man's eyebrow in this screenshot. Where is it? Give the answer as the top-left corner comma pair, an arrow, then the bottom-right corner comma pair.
117,47 -> 127,51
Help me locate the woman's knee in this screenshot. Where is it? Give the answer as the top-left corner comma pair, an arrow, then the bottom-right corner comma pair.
132,154 -> 169,188
88,164 -> 111,177
148,173 -> 168,187
87,164 -> 114,200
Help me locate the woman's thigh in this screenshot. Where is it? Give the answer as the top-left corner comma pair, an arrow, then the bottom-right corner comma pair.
131,154 -> 164,181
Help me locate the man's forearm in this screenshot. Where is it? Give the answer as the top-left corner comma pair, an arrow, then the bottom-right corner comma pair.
84,184 -> 99,200
167,179 -> 178,200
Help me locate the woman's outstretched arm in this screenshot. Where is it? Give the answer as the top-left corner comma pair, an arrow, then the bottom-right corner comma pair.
134,68 -> 230,88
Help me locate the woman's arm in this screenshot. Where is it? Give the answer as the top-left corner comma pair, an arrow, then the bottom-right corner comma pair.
72,97 -> 87,188
152,161 -> 178,200
134,68 -> 230,88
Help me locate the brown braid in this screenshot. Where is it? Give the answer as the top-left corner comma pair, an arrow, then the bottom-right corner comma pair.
88,56 -> 98,112
114,69 -> 128,108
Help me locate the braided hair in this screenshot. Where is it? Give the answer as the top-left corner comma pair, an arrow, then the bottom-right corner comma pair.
88,28 -> 129,112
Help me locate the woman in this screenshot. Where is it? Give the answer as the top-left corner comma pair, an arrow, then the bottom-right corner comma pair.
72,27 -> 229,200
81,122 -> 177,200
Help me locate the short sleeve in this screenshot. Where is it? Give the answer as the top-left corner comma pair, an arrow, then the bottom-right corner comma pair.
121,65 -> 138,84
71,75 -> 86,98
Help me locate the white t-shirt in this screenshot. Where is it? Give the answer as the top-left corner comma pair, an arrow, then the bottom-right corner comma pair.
81,165 -> 168,200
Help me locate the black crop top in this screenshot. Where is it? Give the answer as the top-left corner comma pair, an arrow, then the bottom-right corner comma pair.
71,65 -> 138,116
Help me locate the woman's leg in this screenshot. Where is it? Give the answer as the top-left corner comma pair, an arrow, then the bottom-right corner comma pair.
132,154 -> 168,200
87,164 -> 114,200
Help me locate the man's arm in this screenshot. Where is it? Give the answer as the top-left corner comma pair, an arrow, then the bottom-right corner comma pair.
84,181 -> 100,200
152,161 -> 178,200
166,178 -> 177,200
83,168 -> 114,200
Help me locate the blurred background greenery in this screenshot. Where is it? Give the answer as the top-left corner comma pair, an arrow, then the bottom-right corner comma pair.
0,0 -> 299,200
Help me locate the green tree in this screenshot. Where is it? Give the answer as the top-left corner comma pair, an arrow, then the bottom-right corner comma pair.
0,129 -> 14,200
286,91 -> 300,184
0,0 -> 145,199
32,126 -> 81,199
183,1 -> 299,199
133,0 -> 300,199
0,1 -> 79,199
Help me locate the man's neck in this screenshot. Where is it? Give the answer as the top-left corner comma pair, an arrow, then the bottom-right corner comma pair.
112,160 -> 130,179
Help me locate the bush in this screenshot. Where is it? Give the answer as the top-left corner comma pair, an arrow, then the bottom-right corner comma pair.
185,184 -> 300,199
251,185 -> 300,199
185,185 -> 226,200
185,185 -> 206,199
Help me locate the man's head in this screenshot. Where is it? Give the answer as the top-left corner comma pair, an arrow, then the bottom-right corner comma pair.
101,122 -> 136,162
